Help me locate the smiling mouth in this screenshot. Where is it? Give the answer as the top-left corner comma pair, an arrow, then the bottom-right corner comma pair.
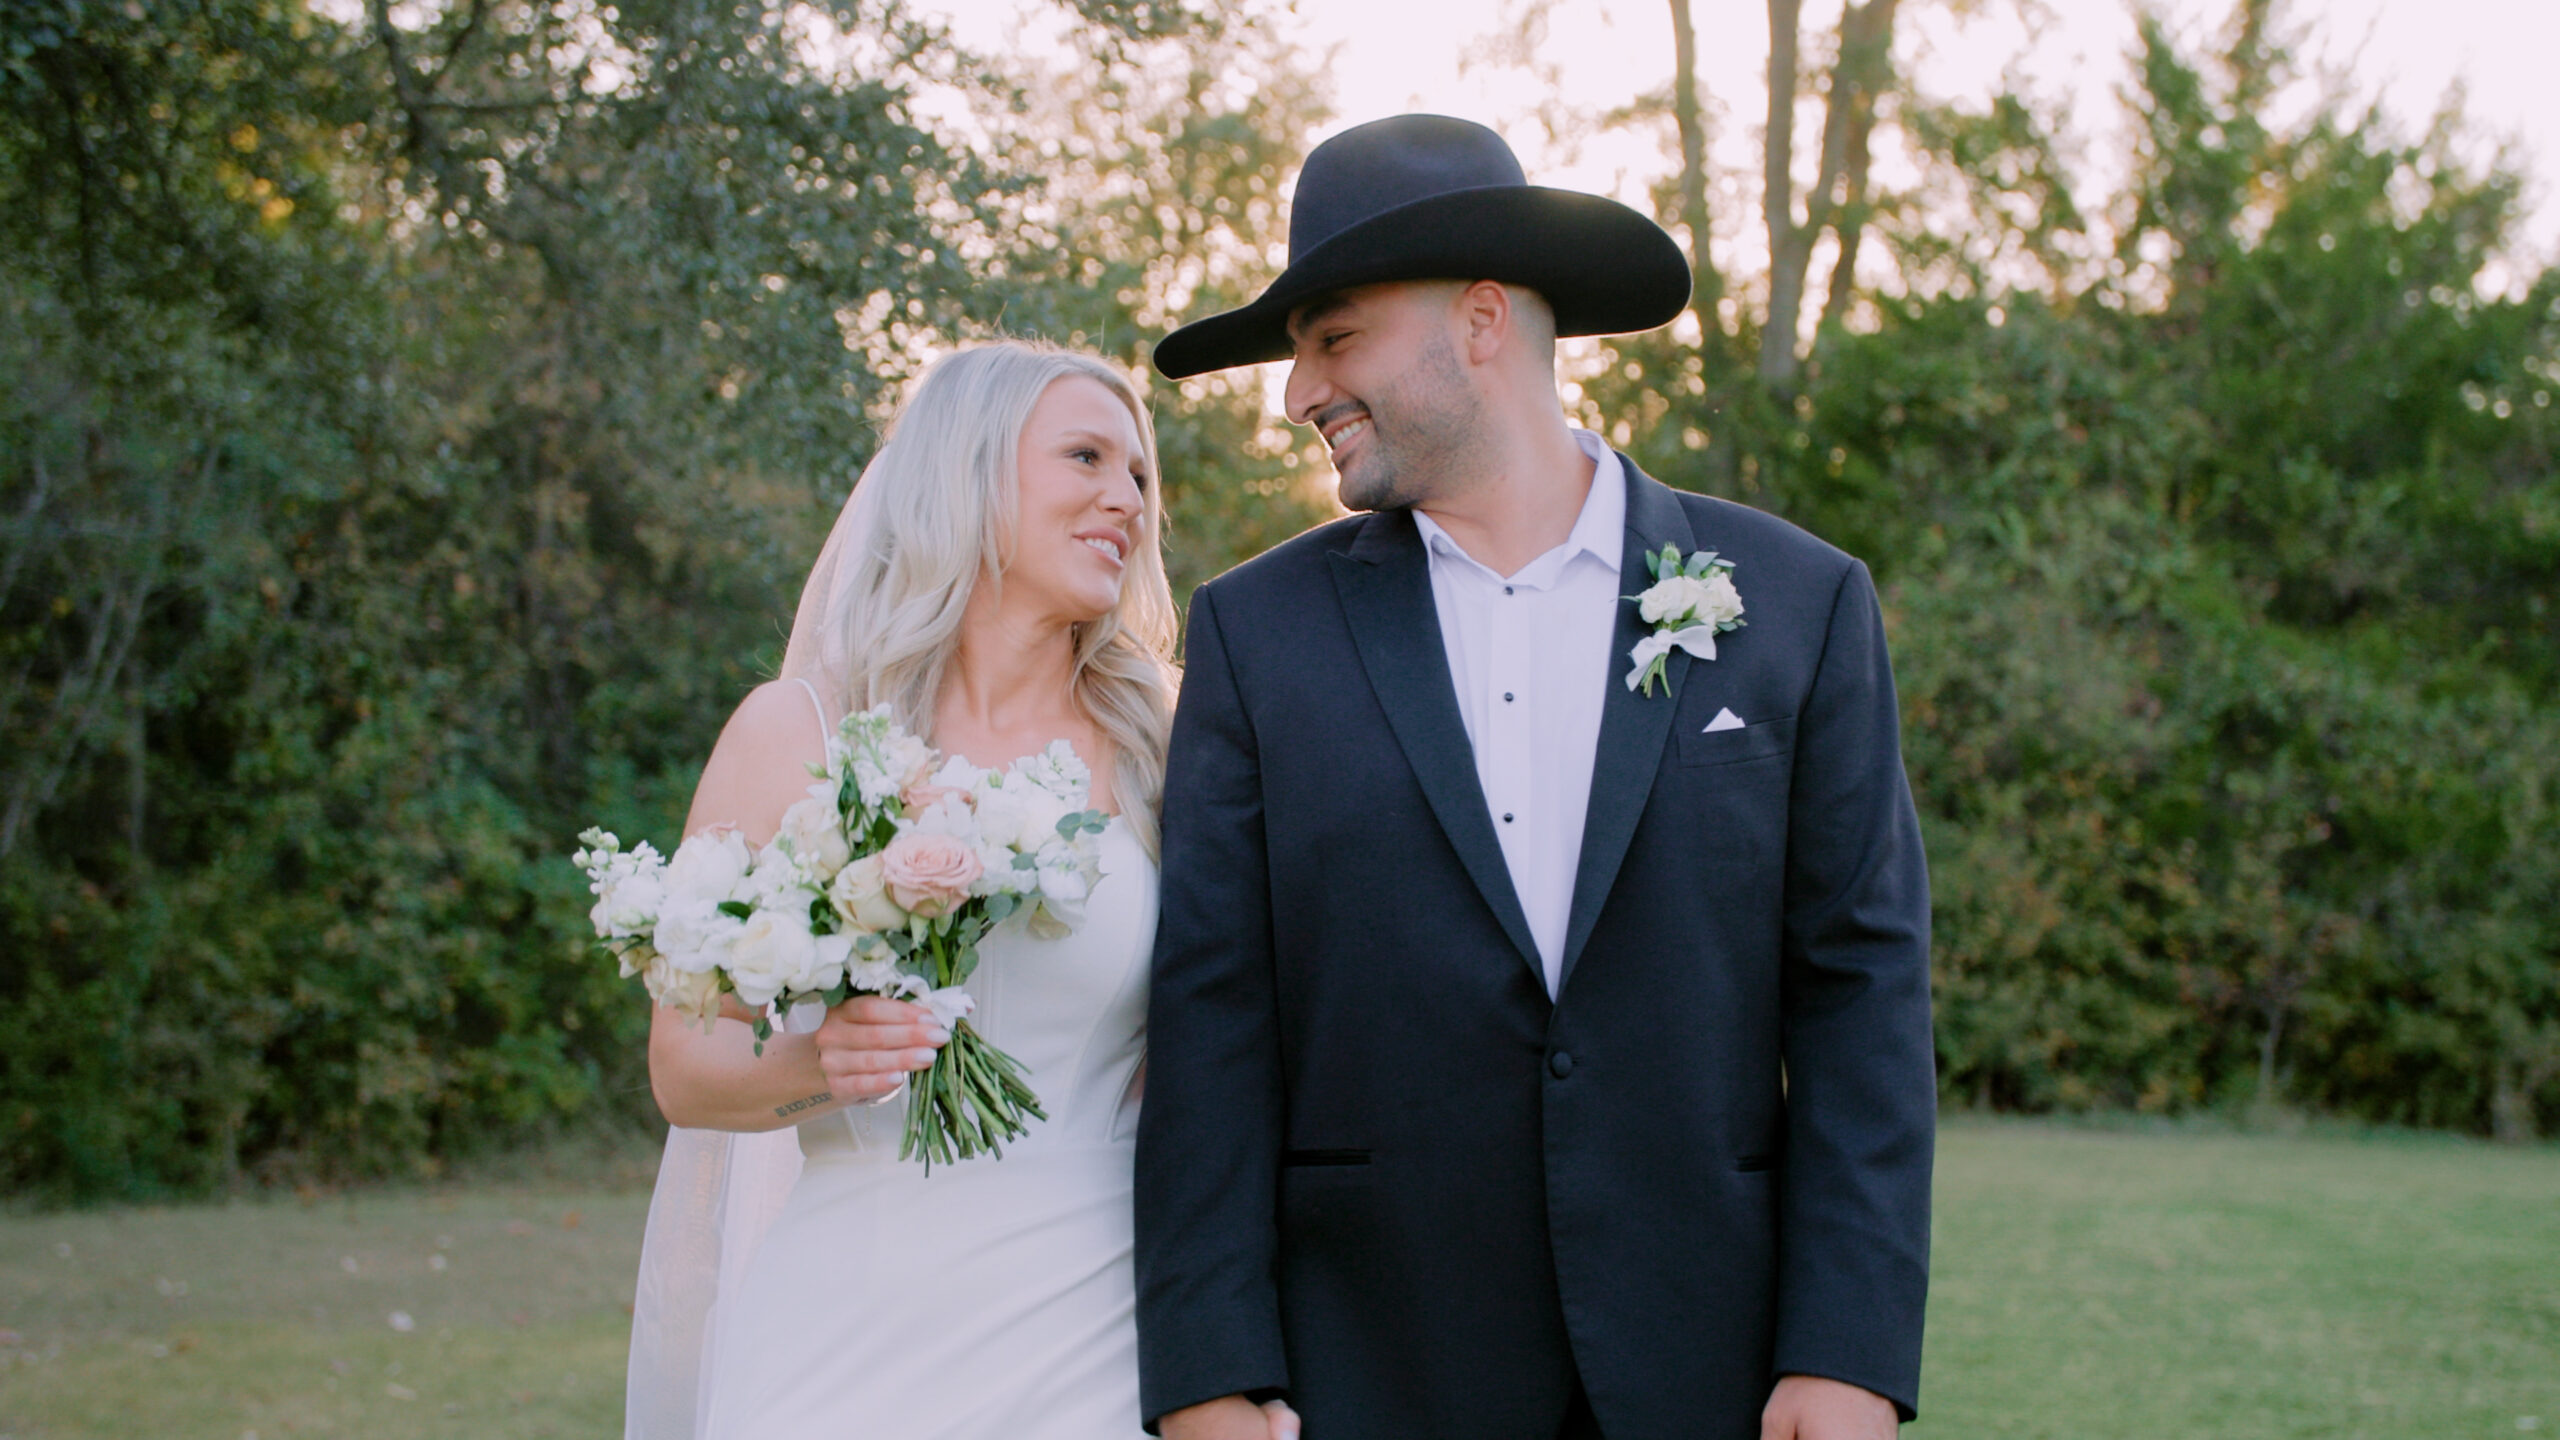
1080,534 -> 1126,565
1324,415 -> 1371,450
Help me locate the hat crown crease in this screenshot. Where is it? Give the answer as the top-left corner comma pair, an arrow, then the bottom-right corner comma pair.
1288,115 -> 1527,259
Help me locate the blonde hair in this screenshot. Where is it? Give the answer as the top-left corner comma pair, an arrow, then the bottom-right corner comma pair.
780,341 -> 1180,856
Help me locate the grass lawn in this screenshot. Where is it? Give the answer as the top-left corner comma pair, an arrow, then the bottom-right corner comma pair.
1,1119 -> 2555,1438
1912,1118 -> 2560,1439
0,1183 -> 649,1439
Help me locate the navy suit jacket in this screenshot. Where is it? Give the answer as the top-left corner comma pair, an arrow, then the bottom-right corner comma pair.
1134,459 -> 1934,1440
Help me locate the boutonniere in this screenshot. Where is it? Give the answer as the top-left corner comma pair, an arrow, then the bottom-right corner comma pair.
1624,543 -> 1745,696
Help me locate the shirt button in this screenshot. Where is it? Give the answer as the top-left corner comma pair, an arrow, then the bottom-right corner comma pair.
1503,692 -> 1514,703
1549,1051 -> 1574,1079
1504,585 -> 1515,595
1502,813 -> 1515,823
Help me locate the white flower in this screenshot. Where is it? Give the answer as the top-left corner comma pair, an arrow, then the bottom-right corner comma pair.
968,780 -> 1072,855
1626,547 -> 1746,697
576,832 -> 669,939
743,845 -> 824,915
726,907 -> 827,1008
1637,570 -> 1744,630
646,955 -> 726,1029
828,854 -> 908,933
850,718 -> 936,809
808,932 -> 853,994
653,897 -> 743,975
1014,740 -> 1091,802
611,938 -> 658,981
663,828 -> 753,905
776,794 -> 851,878
586,856 -> 665,939
846,953 -> 908,995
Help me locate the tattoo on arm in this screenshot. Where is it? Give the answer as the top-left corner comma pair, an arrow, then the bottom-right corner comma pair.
773,1091 -> 832,1118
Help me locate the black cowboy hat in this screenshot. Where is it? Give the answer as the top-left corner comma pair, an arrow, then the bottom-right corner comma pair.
1151,114 -> 1691,379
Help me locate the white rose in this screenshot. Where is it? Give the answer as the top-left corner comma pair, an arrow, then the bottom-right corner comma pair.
776,795 -> 852,878
726,907 -> 823,1008
1638,574 -> 1703,627
647,955 -> 726,1029
1691,569 -> 1744,627
827,853 -> 907,933
664,828 -> 753,904
1031,848 -> 1097,931
970,785 -> 1034,851
808,932 -> 853,995
612,938 -> 657,981
1015,788 -> 1073,851
652,896 -> 743,975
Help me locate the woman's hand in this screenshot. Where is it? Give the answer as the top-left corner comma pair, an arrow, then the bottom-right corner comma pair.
812,996 -> 950,1103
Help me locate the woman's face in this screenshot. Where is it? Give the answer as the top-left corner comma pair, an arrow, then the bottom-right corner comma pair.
1004,374 -> 1149,626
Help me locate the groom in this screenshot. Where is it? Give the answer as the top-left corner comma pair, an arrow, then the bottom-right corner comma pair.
1136,116 -> 1934,1440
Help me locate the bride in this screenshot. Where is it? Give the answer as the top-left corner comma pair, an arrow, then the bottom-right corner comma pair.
622,342 -> 1195,1438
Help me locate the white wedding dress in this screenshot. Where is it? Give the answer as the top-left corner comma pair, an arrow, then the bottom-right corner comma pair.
629,803 -> 1156,1438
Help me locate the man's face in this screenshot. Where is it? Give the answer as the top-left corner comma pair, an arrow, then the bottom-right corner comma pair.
1283,281 -> 1483,512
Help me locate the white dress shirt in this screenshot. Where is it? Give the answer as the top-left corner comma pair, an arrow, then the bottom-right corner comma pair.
1410,429 -> 1625,995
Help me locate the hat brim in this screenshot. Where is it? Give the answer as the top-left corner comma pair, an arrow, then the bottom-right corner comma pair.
1151,185 -> 1692,380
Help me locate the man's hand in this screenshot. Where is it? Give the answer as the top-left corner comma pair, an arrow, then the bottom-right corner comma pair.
1760,1375 -> 1896,1440
1159,1395 -> 1301,1440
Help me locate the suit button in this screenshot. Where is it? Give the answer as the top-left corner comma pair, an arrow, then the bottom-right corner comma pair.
1549,1051 -> 1574,1079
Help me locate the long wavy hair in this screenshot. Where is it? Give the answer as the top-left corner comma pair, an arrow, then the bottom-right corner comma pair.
780,341 -> 1180,856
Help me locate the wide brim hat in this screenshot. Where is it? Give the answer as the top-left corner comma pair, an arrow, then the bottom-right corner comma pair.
1152,114 -> 1692,379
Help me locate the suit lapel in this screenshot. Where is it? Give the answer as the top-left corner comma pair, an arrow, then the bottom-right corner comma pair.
1329,513 -> 1544,980
1557,460 -> 1698,993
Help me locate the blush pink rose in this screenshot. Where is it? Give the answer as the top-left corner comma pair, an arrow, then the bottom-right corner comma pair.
900,776 -> 974,816
878,831 -> 982,916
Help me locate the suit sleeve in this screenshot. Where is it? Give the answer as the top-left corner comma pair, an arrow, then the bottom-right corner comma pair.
1772,558 -> 1935,1420
1133,582 -> 1292,1429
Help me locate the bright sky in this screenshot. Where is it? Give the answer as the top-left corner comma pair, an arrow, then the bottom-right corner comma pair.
918,0 -> 2560,271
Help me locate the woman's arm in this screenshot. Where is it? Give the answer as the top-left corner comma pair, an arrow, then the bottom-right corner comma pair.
646,682 -> 948,1132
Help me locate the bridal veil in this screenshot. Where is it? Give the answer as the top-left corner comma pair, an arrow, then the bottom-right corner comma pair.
622,468 -> 875,1438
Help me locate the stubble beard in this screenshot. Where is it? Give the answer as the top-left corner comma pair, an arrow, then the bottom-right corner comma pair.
1334,332 -> 1485,513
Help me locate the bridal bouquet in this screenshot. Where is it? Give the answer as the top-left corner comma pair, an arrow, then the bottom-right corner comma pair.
573,707 -> 1111,1170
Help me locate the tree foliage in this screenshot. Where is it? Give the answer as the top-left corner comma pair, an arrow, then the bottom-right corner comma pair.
0,0 -> 1324,1201
3,0 -> 2553,1203
1589,4 -> 2559,1139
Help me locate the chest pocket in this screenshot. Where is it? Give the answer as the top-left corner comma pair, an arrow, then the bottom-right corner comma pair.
1675,712 -> 1796,769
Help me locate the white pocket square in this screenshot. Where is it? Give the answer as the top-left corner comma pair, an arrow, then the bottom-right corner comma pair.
1703,708 -> 1746,733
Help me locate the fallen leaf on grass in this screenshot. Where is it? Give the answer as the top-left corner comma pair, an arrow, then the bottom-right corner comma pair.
385,1381 -> 417,1401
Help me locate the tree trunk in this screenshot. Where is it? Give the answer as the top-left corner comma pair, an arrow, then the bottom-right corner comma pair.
1817,0 -> 1898,334
1668,0 -> 1726,346
1757,0 -> 1804,388
1760,0 -> 1900,390
2255,999 -> 2286,1111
